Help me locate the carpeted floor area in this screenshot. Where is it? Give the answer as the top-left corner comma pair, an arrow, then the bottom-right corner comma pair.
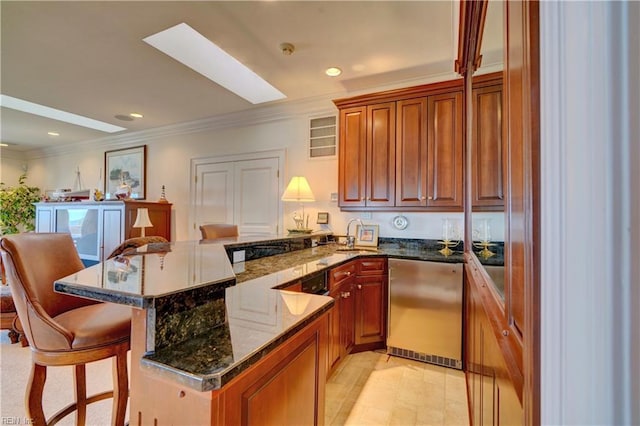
0,331 -> 125,425
1,331 -> 468,425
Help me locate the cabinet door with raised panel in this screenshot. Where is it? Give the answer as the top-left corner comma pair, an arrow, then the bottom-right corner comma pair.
472,84 -> 504,208
339,107 -> 367,207
366,102 -> 396,207
340,279 -> 355,356
427,91 -> 464,209
396,98 -> 428,207
354,274 -> 386,346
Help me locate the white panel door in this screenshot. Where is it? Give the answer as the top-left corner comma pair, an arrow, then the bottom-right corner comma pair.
233,158 -> 279,235
192,154 -> 281,238
194,162 -> 235,229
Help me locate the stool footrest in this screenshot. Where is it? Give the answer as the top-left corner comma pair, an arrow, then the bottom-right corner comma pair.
47,391 -> 114,426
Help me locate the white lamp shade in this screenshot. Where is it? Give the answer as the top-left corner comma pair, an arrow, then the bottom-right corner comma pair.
281,176 -> 315,202
133,208 -> 153,228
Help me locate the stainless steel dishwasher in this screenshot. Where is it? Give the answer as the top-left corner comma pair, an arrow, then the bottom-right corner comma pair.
387,259 -> 463,369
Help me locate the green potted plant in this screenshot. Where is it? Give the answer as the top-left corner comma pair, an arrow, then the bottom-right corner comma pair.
0,174 -> 41,235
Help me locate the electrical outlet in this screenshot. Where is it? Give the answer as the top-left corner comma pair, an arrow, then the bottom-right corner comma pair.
232,250 -> 245,263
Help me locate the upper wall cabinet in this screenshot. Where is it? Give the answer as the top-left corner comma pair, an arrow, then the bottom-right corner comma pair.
335,81 -> 464,212
337,103 -> 396,208
472,72 -> 504,209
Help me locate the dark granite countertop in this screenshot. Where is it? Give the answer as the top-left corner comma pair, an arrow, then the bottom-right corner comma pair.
54,241 -> 236,309
54,236 -> 472,393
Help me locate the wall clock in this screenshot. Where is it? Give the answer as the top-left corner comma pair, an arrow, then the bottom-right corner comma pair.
392,215 -> 409,230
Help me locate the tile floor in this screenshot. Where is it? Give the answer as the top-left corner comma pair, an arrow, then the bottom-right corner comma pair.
325,351 -> 469,426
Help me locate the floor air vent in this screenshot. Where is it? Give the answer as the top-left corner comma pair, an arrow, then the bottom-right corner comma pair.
387,346 -> 462,370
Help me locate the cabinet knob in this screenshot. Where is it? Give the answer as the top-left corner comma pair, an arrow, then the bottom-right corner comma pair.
421,196 -> 426,200
428,196 -> 433,200
502,330 -> 509,337
178,390 -> 186,398
357,284 -> 362,289
346,271 -> 351,276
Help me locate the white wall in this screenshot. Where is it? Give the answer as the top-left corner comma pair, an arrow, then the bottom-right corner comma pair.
0,149 -> 29,186
540,1 -> 639,424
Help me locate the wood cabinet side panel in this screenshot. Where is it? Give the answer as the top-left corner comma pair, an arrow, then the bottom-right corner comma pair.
465,263 -> 524,425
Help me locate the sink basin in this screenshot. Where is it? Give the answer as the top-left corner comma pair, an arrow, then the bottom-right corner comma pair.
335,248 -> 379,253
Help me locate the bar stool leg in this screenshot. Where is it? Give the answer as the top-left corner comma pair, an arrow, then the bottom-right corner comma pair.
26,363 -> 47,426
111,351 -> 128,426
74,364 -> 88,426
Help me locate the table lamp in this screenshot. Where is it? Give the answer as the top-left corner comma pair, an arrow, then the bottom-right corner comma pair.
281,176 -> 315,233
133,207 -> 153,237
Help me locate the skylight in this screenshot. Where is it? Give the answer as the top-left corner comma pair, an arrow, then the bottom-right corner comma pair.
143,23 -> 286,105
0,95 -> 127,133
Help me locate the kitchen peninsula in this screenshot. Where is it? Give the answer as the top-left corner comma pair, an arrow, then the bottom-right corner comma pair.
53,234 -> 475,425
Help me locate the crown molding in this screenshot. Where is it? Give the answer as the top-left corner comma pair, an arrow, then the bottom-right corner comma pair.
21,73 -> 454,160
22,95 -> 339,160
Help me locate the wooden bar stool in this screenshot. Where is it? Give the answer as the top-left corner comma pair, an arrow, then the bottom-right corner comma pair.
106,236 -> 169,259
0,233 -> 131,426
199,224 -> 238,240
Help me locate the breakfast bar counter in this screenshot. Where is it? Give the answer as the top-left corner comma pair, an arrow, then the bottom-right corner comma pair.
53,235 -> 477,424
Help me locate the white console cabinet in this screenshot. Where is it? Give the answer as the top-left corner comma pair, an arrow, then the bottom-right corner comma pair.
35,201 -> 171,264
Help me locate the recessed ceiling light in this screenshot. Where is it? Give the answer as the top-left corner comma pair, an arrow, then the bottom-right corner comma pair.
0,95 -> 127,133
143,23 -> 286,105
130,112 -> 143,118
47,131 -> 60,136
325,67 -> 342,77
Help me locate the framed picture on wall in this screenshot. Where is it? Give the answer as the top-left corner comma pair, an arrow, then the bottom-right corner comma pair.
316,212 -> 329,224
104,145 -> 146,199
355,224 -> 379,247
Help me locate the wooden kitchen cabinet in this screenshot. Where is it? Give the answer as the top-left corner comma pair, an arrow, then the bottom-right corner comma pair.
426,91 -> 464,208
327,261 -> 356,376
327,258 -> 388,375
396,98 -> 428,206
134,312 -> 329,426
338,107 -> 367,207
335,79 -> 464,211
338,103 -> 396,208
354,258 -> 388,348
465,261 -> 523,425
472,73 -> 504,209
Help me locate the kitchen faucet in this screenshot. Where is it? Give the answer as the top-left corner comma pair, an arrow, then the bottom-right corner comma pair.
345,218 -> 364,249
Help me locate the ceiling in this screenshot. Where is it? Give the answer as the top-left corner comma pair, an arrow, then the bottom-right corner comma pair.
0,1 -> 503,154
